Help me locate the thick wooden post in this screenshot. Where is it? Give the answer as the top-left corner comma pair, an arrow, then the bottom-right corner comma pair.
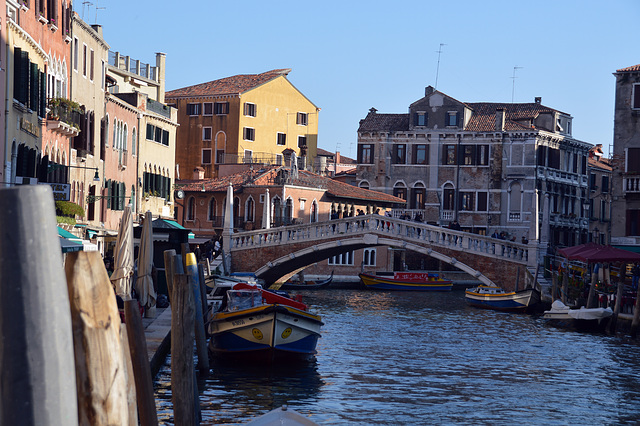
124,300 -> 159,426
171,274 -> 196,425
631,285 -> 640,337
551,271 -> 558,301
65,251 -> 129,425
198,264 -> 208,318
609,265 -> 626,334
163,249 -> 177,302
186,253 -> 210,375
120,324 -> 139,425
0,186 -> 78,426
587,265 -> 598,308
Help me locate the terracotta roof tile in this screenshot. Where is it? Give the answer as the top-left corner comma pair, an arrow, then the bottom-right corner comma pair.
359,102 -> 564,133
616,64 -> 640,73
166,69 -> 291,99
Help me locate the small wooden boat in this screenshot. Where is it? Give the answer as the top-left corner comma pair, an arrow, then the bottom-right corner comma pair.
465,285 -> 541,312
359,272 -> 453,291
244,405 -> 319,425
543,300 -> 613,332
280,272 -> 333,290
208,283 -> 323,361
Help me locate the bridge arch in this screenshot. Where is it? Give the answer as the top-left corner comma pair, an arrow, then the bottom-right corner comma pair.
253,234 -> 492,286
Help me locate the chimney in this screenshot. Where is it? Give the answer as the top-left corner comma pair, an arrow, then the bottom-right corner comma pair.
495,108 -> 506,131
335,151 -> 341,165
535,97 -> 542,104
425,86 -> 435,96
155,52 -> 166,103
193,167 -> 205,180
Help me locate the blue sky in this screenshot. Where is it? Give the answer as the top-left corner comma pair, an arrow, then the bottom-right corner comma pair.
90,0 -> 639,159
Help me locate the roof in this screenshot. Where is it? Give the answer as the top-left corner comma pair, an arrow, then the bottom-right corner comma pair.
165,69 -> 291,98
316,148 -> 356,164
358,101 -> 566,133
616,64 -> 640,73
177,166 -> 405,205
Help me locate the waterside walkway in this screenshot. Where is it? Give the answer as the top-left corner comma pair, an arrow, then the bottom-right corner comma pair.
142,307 -> 172,377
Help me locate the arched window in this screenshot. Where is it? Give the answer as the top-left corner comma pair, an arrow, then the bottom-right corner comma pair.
393,182 -> 407,200
187,196 -> 195,221
442,183 -> 455,211
233,196 -> 241,225
359,181 -> 370,190
411,182 -> 426,210
113,119 -> 117,149
272,196 -> 282,226
363,249 -> 377,266
123,124 -> 128,152
208,198 -> 216,222
310,200 -> 318,223
284,197 -> 293,225
131,128 -> 137,156
245,196 -> 255,222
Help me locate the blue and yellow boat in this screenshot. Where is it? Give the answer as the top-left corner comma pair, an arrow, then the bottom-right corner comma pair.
465,285 -> 540,311
359,272 -> 453,291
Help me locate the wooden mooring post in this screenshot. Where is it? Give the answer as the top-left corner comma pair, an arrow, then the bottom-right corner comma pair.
0,186 -> 78,425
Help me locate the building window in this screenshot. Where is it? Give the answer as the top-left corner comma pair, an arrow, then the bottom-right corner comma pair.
203,102 -> 213,116
187,197 -> 195,221
296,112 -> 308,125
358,144 -> 373,164
363,249 -> 377,266
244,102 -> 257,117
601,175 -> 609,193
208,198 -> 216,221
246,197 -> 255,222
277,133 -> 286,146
392,144 -> 406,164
244,150 -> 253,163
443,185 -> 455,210
393,184 -> 407,200
447,111 -> 458,127
633,84 -> 640,109
73,37 -> 79,71
414,112 -> 427,126
82,44 -> 87,77
298,135 -> 307,148
203,127 -> 212,141
460,192 -> 475,211
276,154 -> 283,165
186,103 -> 201,116
411,184 -> 425,209
413,144 -> 428,165
627,148 -> 640,172
202,148 -> 212,165
477,192 -> 488,211
444,145 -> 457,165
89,49 -> 94,81
243,127 -> 255,141
214,102 -> 229,115
216,150 -> 225,164
328,251 -> 354,266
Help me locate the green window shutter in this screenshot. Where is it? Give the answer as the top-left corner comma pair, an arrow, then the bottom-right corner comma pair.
106,179 -> 112,209
39,71 -> 46,118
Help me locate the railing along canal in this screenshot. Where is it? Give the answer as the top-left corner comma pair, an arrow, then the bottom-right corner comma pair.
229,215 -> 530,264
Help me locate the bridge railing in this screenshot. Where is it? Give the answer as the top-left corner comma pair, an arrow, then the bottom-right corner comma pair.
229,214 -> 531,264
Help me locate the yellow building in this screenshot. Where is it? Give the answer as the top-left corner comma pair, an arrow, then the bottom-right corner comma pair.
166,69 -> 319,180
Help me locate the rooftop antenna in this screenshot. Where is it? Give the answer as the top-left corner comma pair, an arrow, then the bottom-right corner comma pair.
82,1 -> 93,20
511,66 -> 523,103
94,0 -> 106,24
435,43 -> 446,89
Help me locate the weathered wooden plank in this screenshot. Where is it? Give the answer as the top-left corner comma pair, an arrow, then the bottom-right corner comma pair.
65,251 -> 129,425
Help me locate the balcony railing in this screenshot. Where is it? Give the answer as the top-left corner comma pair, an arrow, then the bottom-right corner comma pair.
508,211 -> 521,222
108,51 -> 157,81
625,177 -> 640,193
46,98 -> 82,137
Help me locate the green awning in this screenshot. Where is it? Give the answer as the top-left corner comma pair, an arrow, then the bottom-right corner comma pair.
59,237 -> 83,253
58,227 -> 82,242
614,245 -> 640,254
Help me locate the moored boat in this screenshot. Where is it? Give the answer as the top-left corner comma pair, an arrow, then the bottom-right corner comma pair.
359,272 -> 453,291
280,272 -> 333,290
465,285 -> 541,312
208,283 -> 323,361
543,300 -> 613,332
244,405 -> 319,425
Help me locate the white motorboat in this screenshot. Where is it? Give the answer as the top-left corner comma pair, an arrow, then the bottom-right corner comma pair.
244,405 -> 319,425
543,300 -> 613,331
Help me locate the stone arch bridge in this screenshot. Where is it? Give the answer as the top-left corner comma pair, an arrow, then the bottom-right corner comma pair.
227,215 -> 536,290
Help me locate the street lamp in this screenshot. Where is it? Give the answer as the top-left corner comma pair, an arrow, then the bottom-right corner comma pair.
48,164 -> 100,182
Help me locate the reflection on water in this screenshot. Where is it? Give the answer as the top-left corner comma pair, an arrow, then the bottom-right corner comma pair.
154,289 -> 640,425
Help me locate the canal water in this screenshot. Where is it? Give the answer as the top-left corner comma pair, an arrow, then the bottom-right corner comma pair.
154,289 -> 640,425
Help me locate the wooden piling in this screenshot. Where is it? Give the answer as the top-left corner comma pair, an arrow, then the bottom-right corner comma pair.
163,249 -> 177,302
0,185 -> 78,426
65,251 -> 129,425
171,273 -> 196,425
124,300 -> 159,426
120,324 -> 139,425
186,253 -> 210,375
198,264 -> 208,319
631,285 -> 640,337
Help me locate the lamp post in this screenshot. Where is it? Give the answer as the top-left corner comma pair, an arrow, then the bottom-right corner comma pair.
48,164 -> 100,182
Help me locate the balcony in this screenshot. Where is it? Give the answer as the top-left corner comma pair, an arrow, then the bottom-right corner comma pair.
624,177 -> 640,193
508,211 -> 521,222
46,98 -> 82,137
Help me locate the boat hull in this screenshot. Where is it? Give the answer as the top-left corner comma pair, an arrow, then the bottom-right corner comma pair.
543,302 -> 613,332
465,287 -> 540,311
359,273 -> 452,291
208,304 -> 323,361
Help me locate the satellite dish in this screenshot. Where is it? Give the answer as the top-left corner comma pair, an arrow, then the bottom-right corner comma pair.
175,189 -> 185,199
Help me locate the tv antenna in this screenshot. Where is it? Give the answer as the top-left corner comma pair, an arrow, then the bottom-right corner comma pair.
435,43 -> 446,89
94,0 -> 106,24
511,66 -> 523,103
82,1 -> 93,20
